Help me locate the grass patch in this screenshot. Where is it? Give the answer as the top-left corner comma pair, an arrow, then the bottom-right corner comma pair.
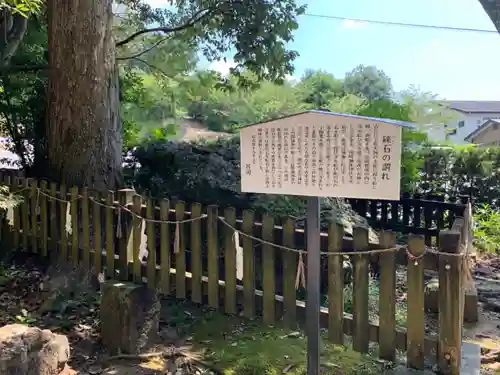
343,277 -> 408,328
162,299 -> 387,375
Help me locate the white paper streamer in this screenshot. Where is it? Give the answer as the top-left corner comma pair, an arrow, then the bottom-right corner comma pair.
234,231 -> 243,280
65,203 -> 72,235
5,206 -> 13,226
138,219 -> 148,264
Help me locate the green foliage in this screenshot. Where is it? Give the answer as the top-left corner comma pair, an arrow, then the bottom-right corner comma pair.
0,185 -> 22,209
188,77 -> 306,132
117,0 -> 306,84
417,145 -> 500,202
0,15 -> 47,172
0,0 -> 42,16
473,204 -> 500,254
343,65 -> 393,101
295,69 -> 343,109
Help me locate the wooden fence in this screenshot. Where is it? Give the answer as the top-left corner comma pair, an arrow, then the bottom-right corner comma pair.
0,176 -> 471,375
347,194 -> 468,246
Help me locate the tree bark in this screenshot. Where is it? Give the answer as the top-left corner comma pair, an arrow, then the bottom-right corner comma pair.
47,0 -> 122,190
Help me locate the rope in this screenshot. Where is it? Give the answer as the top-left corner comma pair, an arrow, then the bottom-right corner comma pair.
35,187 -> 207,225
13,185 -> 469,259
217,216 -> 466,258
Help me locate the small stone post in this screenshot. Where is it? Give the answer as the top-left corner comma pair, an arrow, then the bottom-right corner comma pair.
100,280 -> 160,354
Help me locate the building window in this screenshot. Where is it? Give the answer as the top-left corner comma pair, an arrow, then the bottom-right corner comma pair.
458,120 -> 465,128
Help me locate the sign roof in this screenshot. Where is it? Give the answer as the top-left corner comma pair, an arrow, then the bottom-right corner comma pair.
238,110 -> 415,131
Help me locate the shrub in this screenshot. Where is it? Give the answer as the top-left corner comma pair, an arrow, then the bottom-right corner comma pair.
473,204 -> 500,254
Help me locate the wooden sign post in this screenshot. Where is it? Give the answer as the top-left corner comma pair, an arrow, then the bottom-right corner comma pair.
240,110 -> 407,375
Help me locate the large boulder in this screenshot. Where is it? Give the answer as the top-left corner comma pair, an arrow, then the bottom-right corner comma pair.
0,324 -> 70,375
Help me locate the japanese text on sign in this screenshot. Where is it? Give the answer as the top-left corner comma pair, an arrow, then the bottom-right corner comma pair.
240,112 -> 402,200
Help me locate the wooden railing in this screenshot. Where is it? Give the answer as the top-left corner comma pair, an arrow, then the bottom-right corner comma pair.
0,176 -> 470,375
347,193 -> 468,246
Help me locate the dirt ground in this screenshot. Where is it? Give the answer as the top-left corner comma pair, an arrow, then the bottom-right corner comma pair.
3,249 -> 500,374
0,252 -> 215,375
0,251 -> 386,375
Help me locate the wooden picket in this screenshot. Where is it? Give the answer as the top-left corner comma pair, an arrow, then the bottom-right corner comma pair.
407,235 -> 425,369
0,176 -> 470,374
327,222 -> 344,345
378,230 -> 397,361
223,207 -> 237,314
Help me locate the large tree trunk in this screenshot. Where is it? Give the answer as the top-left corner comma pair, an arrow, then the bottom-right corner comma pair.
47,0 -> 122,190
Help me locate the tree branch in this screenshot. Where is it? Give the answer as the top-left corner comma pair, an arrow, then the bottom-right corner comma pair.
122,56 -> 170,78
115,5 -> 217,47
116,36 -> 170,61
0,11 -> 28,68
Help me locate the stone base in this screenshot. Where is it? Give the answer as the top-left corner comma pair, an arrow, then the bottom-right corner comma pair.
384,341 -> 480,374
424,279 -> 479,323
100,280 -> 160,354
0,324 -> 70,375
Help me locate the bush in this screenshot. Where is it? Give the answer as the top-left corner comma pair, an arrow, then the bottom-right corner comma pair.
416,145 -> 500,206
473,204 -> 500,254
132,137 -> 256,209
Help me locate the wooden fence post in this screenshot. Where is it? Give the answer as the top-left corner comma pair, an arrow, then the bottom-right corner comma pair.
81,187 -> 90,269
242,210 -> 255,319
378,230 -> 397,362
407,235 -> 425,370
117,189 -> 133,281
105,191 -> 115,279
352,226 -> 369,354
12,177 -> 20,249
207,205 -> 219,309
146,197 -> 156,290
131,194 -> 143,283
282,217 -> 297,327
262,213 -> 276,325
327,222 -> 344,345
438,229 -> 462,375
175,201 -> 186,300
223,206 -> 237,314
160,199 -> 171,296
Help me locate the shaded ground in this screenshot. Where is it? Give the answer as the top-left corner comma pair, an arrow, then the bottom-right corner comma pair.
0,251 -> 386,375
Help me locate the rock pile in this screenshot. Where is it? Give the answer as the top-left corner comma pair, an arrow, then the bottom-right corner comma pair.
0,324 -> 70,375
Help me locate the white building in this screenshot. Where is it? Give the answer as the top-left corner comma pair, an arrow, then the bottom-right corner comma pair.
431,101 -> 500,144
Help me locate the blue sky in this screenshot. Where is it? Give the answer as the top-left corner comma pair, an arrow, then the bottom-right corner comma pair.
146,0 -> 500,100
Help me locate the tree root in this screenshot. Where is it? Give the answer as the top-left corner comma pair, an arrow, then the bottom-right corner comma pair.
103,348 -> 222,374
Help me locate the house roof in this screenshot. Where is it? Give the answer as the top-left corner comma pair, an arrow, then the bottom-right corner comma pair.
464,118 -> 500,141
439,100 -> 500,114
239,110 -> 415,130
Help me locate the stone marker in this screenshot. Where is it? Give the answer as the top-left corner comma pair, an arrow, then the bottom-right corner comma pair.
100,280 -> 160,354
424,278 -> 479,323
0,324 -> 70,375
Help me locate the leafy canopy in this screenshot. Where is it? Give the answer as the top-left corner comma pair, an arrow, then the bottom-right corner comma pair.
0,0 -> 42,17
116,0 -> 306,84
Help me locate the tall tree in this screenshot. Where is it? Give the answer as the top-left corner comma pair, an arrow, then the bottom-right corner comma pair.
295,69 -> 343,109
46,0 -> 121,190
343,64 -> 393,101
45,0 -> 305,190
